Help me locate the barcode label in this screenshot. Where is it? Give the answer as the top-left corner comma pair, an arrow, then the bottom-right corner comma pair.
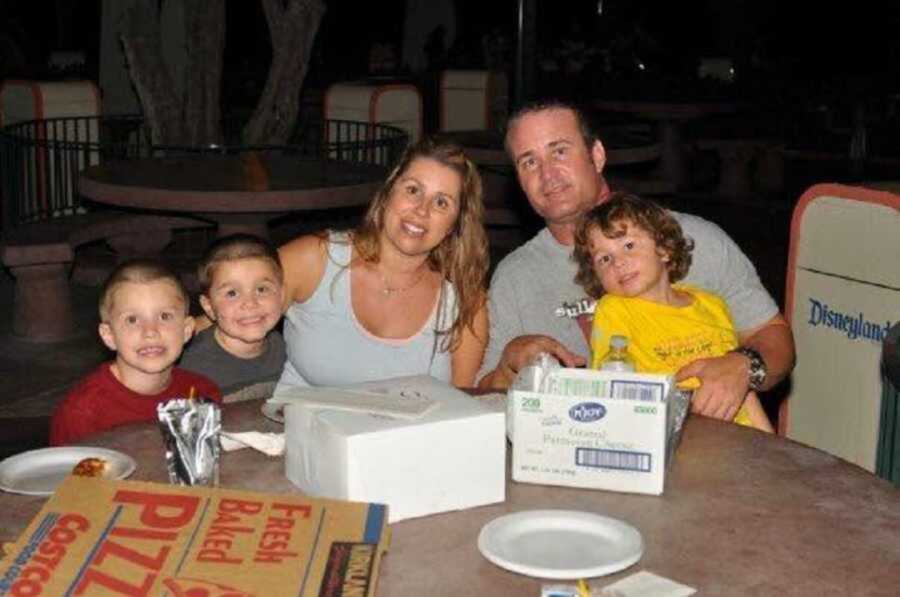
610,381 -> 664,402
545,377 -> 609,397
575,447 -> 652,472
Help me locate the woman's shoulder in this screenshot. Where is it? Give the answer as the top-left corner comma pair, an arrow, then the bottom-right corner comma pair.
278,231 -> 330,262
278,231 -> 334,304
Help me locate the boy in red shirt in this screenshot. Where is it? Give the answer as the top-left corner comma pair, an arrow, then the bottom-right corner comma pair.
50,260 -> 221,445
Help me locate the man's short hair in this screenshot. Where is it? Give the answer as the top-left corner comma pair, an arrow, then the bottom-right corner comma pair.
505,99 -> 597,156
197,233 -> 283,294
573,192 -> 694,298
99,259 -> 189,321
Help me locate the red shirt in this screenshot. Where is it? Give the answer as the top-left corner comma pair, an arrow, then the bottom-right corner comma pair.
49,362 -> 222,446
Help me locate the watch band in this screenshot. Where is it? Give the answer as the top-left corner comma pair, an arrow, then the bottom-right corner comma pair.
731,347 -> 767,391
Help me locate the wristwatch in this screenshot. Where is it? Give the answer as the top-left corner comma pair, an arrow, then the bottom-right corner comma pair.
732,347 -> 767,391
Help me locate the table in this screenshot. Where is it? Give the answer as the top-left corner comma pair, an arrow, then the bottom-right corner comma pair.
2,400 -> 898,595
78,155 -> 387,239
594,101 -> 741,189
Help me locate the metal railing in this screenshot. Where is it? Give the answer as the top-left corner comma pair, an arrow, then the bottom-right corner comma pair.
0,115 -> 408,230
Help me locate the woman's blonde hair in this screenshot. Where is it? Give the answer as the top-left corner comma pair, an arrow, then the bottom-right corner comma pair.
352,137 -> 489,351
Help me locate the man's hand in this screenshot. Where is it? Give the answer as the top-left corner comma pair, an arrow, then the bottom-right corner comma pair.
677,315 -> 795,422
676,352 -> 750,421
478,334 -> 586,390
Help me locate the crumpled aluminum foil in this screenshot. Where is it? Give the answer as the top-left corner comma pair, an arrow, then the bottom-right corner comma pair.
157,398 -> 221,486
664,388 -> 692,468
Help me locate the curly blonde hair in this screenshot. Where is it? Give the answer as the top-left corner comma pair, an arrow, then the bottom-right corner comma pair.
352,137 -> 489,351
573,192 -> 694,298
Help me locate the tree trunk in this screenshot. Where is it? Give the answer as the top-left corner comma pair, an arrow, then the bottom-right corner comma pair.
242,0 -> 325,146
121,0 -> 322,148
183,0 -> 225,146
121,0 -> 225,147
120,1 -> 185,146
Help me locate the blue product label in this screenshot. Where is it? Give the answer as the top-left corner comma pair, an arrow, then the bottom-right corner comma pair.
568,402 -> 606,423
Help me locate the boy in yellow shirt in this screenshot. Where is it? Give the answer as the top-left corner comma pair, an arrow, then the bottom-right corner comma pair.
573,193 -> 773,432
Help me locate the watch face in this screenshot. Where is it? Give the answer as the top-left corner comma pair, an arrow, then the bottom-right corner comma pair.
735,347 -> 766,391
749,364 -> 766,391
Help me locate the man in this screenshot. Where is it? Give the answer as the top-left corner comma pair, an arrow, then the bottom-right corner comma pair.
478,100 -> 795,423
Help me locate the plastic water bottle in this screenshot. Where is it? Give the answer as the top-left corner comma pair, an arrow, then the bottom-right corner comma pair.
600,335 -> 635,372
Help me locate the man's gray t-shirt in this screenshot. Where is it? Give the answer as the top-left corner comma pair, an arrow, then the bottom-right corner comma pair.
181,327 -> 287,396
480,211 -> 779,376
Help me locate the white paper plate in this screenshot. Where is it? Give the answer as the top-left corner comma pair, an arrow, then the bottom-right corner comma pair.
0,447 -> 136,496
477,510 -> 643,579
261,402 -> 285,424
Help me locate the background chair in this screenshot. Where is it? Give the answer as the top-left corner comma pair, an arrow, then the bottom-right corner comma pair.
779,183 -> 899,473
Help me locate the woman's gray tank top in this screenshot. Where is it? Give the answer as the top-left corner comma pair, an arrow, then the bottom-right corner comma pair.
275,232 -> 457,392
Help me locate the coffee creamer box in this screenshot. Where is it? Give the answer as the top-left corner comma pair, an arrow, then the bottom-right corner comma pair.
511,369 -> 674,495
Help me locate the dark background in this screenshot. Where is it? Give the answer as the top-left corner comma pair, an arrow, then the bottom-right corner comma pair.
3,1 -> 898,95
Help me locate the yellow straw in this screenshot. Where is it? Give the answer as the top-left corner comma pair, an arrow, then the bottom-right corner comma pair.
188,386 -> 196,400
576,579 -> 591,597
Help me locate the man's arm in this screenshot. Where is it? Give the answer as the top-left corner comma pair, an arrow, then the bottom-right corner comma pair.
677,314 -> 795,421
679,214 -> 779,333
738,314 -> 795,390
477,262 -> 521,381
674,214 -> 793,420
478,334 -> 585,390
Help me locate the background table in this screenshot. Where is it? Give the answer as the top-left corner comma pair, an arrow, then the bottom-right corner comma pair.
79,155 -> 387,238
2,400 -> 898,595
594,100 -> 741,189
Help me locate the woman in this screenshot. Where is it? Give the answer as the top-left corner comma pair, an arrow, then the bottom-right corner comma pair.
275,137 -> 490,390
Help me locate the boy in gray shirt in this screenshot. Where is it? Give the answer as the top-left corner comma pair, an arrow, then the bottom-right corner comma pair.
181,234 -> 287,400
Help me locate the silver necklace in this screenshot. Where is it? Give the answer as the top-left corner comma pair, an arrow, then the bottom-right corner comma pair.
379,267 -> 427,296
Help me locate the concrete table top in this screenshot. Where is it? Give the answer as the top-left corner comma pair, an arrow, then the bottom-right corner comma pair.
78,155 -> 386,237
1,399 -> 897,595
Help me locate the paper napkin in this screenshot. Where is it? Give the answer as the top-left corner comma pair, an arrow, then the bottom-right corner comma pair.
600,571 -> 696,597
220,431 -> 285,457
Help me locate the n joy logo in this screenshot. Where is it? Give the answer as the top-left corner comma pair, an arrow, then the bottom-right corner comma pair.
569,402 -> 606,423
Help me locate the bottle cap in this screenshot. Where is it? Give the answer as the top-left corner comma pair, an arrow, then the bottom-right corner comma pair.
610,334 -> 629,349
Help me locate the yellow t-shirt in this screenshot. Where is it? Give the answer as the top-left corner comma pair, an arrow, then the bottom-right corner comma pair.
590,284 -> 753,426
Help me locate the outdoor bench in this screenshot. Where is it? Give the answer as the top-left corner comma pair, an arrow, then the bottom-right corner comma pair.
1,212 -> 210,342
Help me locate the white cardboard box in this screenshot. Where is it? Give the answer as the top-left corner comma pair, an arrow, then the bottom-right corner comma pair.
283,376 -> 506,522
511,369 -> 675,495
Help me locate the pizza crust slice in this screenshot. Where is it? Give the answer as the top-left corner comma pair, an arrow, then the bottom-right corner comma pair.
71,457 -> 109,478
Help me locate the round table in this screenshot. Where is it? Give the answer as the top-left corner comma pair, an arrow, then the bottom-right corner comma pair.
594,100 -> 741,189
78,155 -> 387,239
1,401 -> 897,595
